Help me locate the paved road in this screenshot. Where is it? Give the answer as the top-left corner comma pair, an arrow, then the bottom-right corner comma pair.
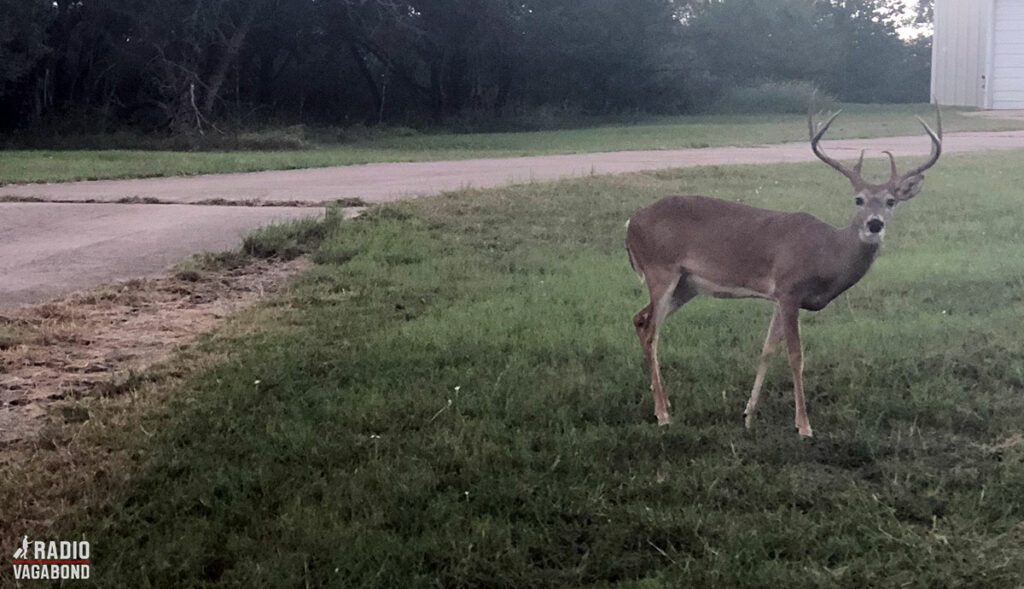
4,130 -> 1024,204
0,203 -> 320,310
2,129 -> 1024,309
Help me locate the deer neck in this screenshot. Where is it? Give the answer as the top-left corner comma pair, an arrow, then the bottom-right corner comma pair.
833,222 -> 880,287
797,223 -> 880,311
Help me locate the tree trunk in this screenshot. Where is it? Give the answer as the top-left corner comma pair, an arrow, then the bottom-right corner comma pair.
201,6 -> 256,117
430,64 -> 444,120
347,41 -> 382,117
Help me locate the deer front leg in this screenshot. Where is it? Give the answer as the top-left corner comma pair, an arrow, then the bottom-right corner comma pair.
779,302 -> 812,437
744,307 -> 784,429
648,330 -> 671,425
635,305 -> 670,426
634,271 -> 692,426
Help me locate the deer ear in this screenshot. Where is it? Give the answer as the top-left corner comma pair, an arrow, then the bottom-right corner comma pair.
895,174 -> 924,201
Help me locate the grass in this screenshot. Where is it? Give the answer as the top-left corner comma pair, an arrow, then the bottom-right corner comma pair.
2,104 -> 1023,185
241,214 -> 345,260
5,149 -> 1024,586
0,322 -> 36,350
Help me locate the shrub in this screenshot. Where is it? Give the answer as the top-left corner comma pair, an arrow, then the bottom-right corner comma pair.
332,124 -> 420,144
233,125 -> 308,150
711,81 -> 839,114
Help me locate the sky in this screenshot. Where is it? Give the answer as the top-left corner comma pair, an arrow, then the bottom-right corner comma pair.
896,0 -> 932,40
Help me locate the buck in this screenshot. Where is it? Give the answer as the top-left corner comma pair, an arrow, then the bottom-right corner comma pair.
625,108 -> 942,437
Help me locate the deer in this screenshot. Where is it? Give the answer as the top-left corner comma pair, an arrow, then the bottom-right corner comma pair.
625,107 -> 942,437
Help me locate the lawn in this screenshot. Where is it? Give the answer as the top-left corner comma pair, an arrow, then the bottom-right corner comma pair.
4,149 -> 1024,587
2,104 -> 1022,185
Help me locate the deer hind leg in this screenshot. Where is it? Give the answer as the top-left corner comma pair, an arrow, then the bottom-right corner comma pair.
779,302 -> 812,437
744,306 -> 784,429
634,270 -> 695,426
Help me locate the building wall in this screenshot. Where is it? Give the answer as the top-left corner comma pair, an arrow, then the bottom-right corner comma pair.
991,0 -> 1024,108
931,0 -> 994,107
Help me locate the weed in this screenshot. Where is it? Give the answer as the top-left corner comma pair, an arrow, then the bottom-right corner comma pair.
0,324 -> 36,349
115,196 -> 162,204
242,212 -> 342,260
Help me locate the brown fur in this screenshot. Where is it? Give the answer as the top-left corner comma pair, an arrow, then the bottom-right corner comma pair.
625,109 -> 942,436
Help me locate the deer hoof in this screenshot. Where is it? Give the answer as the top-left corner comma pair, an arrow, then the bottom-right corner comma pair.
744,412 -> 754,430
797,425 -> 814,438
656,413 -> 672,426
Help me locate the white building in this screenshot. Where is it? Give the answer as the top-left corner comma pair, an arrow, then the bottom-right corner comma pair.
931,0 -> 1024,108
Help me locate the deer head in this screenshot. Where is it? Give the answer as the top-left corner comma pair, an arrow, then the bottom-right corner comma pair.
809,107 -> 943,244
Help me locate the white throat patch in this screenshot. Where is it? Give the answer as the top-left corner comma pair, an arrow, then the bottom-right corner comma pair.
859,228 -> 884,243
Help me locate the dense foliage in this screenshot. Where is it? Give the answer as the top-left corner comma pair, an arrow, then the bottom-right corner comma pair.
0,0 -> 931,132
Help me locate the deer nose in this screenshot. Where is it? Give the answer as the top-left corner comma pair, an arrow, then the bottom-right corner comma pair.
867,219 -> 884,233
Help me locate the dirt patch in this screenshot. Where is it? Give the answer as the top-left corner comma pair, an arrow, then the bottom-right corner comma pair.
0,256 -> 309,446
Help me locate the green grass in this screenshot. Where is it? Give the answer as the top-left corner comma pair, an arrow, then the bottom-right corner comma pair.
241,214 -> 341,260
3,104 -> 1023,185
8,149 -> 1024,586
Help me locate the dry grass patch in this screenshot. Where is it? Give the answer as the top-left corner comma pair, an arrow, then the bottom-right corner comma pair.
0,256 -> 307,446
0,254 -> 311,573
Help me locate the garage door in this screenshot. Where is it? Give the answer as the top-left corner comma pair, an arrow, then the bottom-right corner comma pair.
992,0 -> 1024,109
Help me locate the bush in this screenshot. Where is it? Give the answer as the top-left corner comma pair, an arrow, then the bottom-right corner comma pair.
438,104 -> 609,134
233,125 -> 309,150
710,81 -> 839,114
331,124 -> 421,144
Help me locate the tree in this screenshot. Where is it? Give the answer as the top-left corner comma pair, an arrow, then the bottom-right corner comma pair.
684,0 -> 930,104
0,0 -> 934,134
0,0 -> 54,120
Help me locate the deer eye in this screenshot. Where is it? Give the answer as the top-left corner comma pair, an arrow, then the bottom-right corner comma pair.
886,198 -> 896,207
855,197 -> 865,206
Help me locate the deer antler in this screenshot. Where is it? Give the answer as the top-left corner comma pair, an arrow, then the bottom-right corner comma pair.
808,109 -> 866,190
882,151 -> 898,184
898,105 -> 943,182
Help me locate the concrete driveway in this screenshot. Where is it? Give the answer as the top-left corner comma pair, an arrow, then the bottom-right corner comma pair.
0,202 -> 320,309
3,129 -> 1024,309
5,130 -> 1024,204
